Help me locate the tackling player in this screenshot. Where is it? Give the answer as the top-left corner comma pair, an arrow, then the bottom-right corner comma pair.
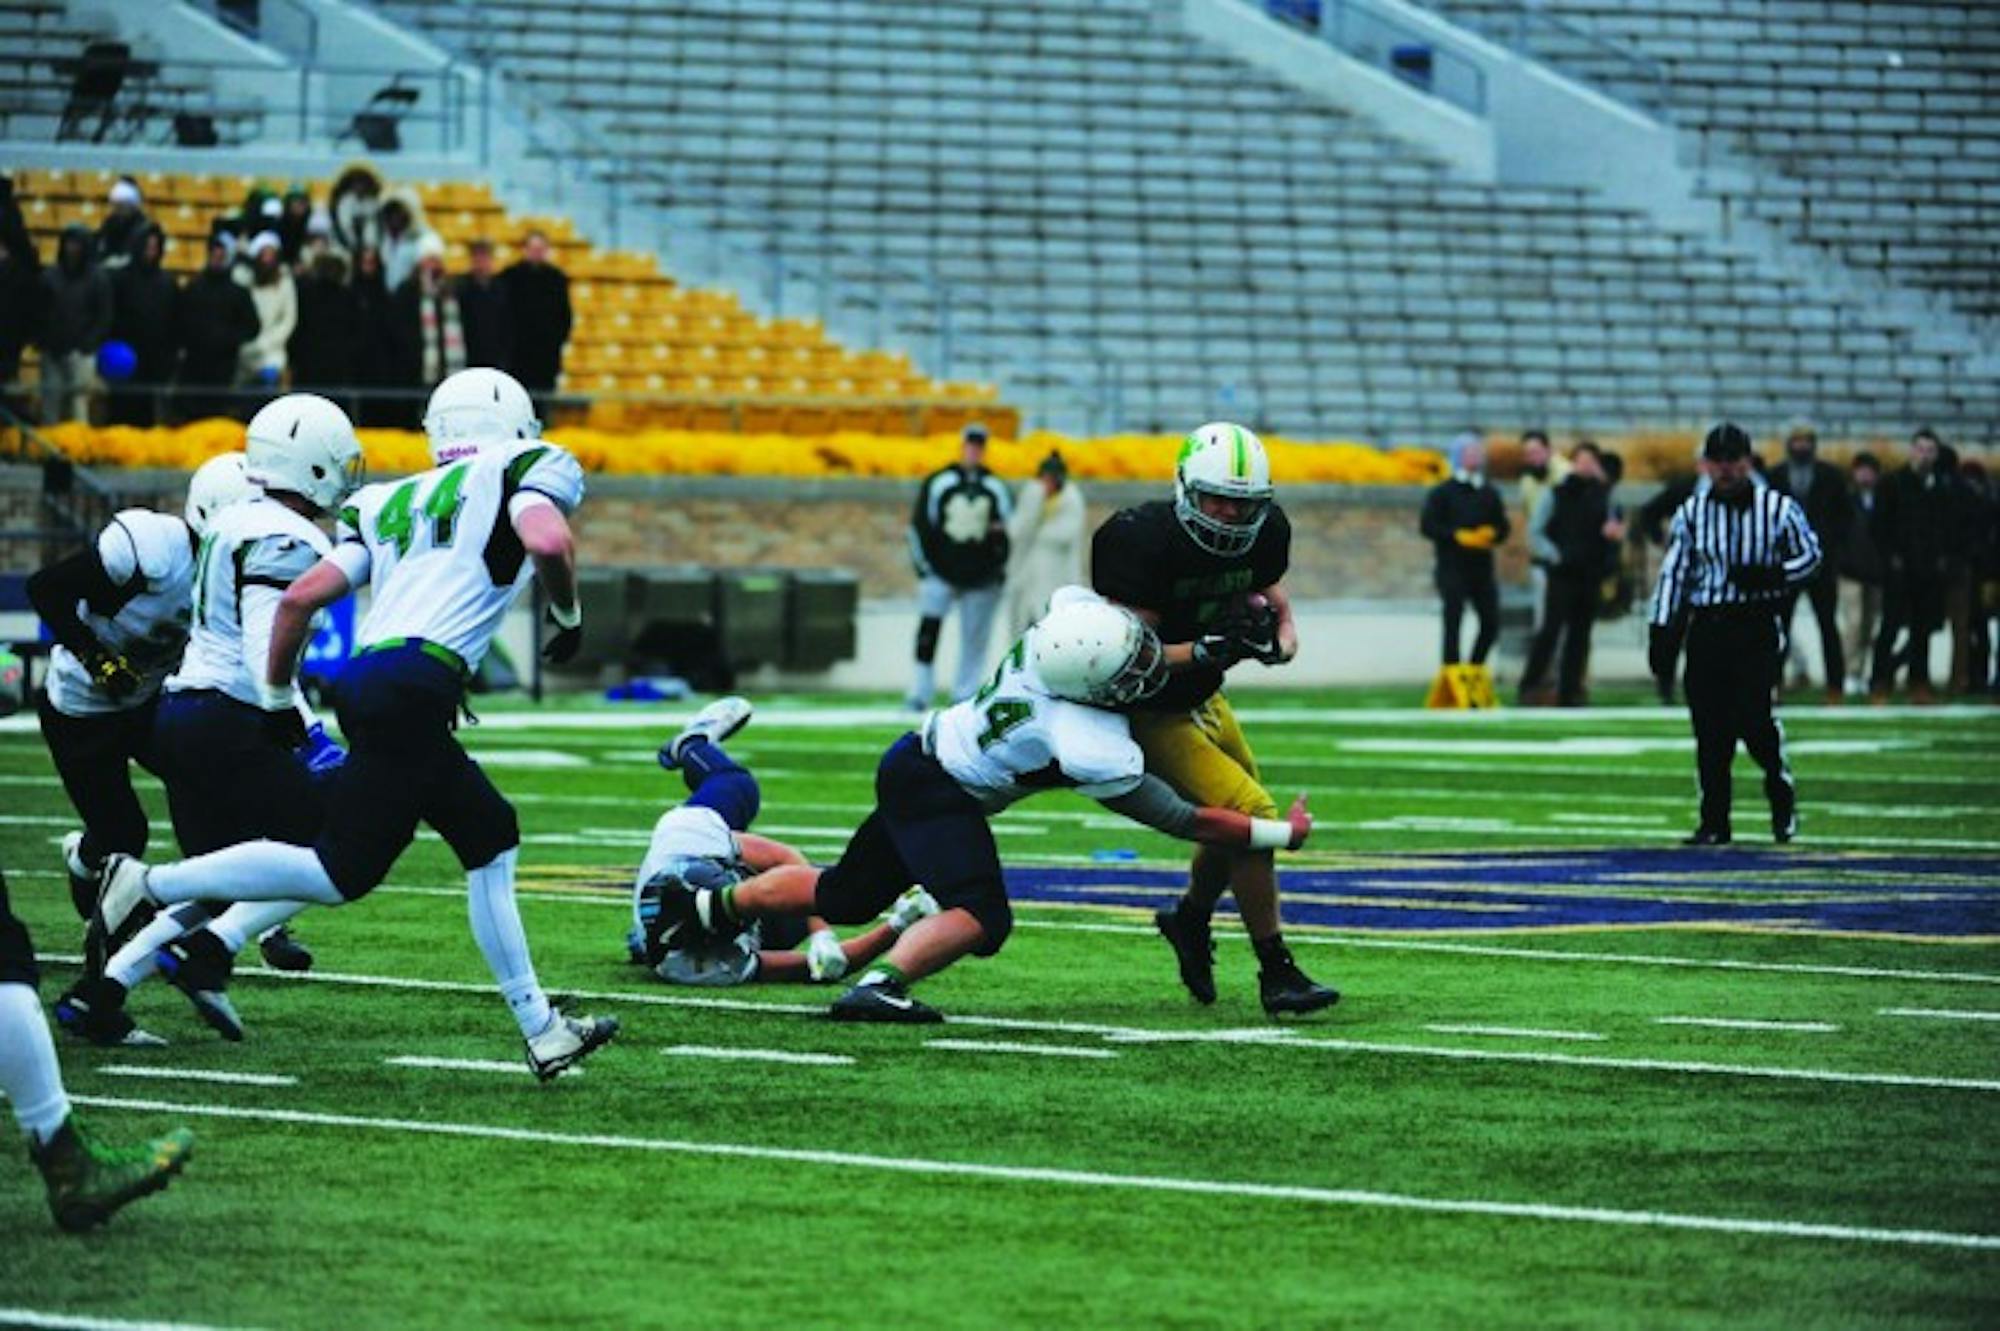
90,368 -> 617,1080
649,589 -> 1314,1023
630,696 -> 937,987
1091,422 -> 1339,1016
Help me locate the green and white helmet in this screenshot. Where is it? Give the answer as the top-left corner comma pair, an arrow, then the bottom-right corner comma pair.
1174,421 -> 1273,557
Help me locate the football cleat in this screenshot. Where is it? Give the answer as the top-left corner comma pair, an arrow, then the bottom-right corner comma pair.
33,1115 -> 193,1233
53,983 -> 165,1048
1681,827 -> 1732,847
1258,950 -> 1340,1018
156,934 -> 245,1042
257,926 -> 314,973
829,976 -> 943,1024
93,853 -> 157,954
1154,904 -> 1218,1006
660,695 -> 754,770
886,886 -> 941,933
61,831 -> 95,920
638,878 -> 704,962
525,1011 -> 619,1082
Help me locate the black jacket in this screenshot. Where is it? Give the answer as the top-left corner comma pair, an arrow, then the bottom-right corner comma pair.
1842,488 -> 1888,584
109,229 -> 178,382
453,273 -> 513,370
498,261 -> 571,388
0,182 -> 44,375
1879,467 -> 1964,577
1420,475 -> 1511,578
174,266 -> 259,386
1535,474 -> 1613,576
289,268 -> 359,389
39,226 -> 112,356
1769,458 -> 1852,563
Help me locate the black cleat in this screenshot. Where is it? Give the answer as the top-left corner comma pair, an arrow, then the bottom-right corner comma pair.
1155,904 -> 1217,1005
257,926 -> 314,972
829,978 -> 944,1024
156,933 -> 245,1042
1770,788 -> 1799,844
637,877 -> 708,964
1681,827 -> 1732,847
53,981 -> 165,1048
1259,950 -> 1340,1018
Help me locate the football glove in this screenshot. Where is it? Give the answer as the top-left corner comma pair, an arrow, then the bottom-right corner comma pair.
887,887 -> 941,933
1219,599 -> 1285,666
542,604 -> 583,664
1728,563 -> 1787,593
1190,629 -> 1249,669
804,928 -> 848,983
296,722 -> 347,776
83,648 -> 143,700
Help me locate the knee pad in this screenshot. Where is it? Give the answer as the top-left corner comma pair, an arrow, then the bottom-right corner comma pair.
914,616 -> 943,664
955,881 -> 1013,957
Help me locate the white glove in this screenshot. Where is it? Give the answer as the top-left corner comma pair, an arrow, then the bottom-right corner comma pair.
888,887 -> 941,933
805,928 -> 848,983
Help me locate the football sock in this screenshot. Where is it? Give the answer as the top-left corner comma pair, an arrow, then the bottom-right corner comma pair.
909,661 -> 936,705
150,841 -> 344,907
466,849 -> 554,1039
207,901 -> 309,955
1251,933 -> 1291,970
855,963 -> 907,989
105,902 -> 211,990
0,983 -> 72,1145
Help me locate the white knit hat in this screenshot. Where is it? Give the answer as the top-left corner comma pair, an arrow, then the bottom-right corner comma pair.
247,230 -> 281,258
108,179 -> 141,207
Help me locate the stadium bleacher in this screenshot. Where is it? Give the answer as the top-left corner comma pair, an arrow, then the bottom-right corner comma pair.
366,0 -> 2000,442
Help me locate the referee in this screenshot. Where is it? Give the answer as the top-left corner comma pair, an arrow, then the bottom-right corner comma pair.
1649,423 -> 1823,845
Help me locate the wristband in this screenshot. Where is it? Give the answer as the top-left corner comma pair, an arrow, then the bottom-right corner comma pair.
255,678 -> 297,713
550,601 -> 582,630
1249,818 -> 1294,850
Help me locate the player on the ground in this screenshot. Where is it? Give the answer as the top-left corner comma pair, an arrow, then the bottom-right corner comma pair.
1092,422 -> 1339,1016
630,696 -> 938,987
59,400 -> 360,1048
26,450 -> 256,924
649,589 -> 1315,1023
0,866 -> 193,1231
91,367 -> 617,1080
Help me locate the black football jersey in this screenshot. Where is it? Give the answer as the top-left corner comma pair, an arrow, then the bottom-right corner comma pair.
1091,500 -> 1291,710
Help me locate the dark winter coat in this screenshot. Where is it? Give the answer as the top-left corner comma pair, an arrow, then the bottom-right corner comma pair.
174,266 -> 259,386
453,272 -> 513,370
109,226 -> 179,382
1419,475 -> 1512,579
39,226 -> 112,356
498,259 -> 571,389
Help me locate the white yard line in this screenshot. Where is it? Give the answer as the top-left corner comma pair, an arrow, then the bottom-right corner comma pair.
385,1056 -> 540,1077
1654,1018 -> 1840,1033
97,1065 -> 297,1088
662,1045 -> 855,1067
1425,1024 -> 1608,1042
63,1093 -> 2000,1252
926,1039 -> 1119,1060
1879,1008 -> 2000,1023
0,1312 -> 260,1331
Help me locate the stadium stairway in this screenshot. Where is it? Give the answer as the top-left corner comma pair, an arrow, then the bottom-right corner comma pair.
349,0 -> 2000,443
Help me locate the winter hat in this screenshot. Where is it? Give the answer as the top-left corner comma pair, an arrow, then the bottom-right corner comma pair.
108,178 -> 142,207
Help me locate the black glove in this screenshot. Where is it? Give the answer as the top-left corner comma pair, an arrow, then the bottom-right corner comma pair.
261,705 -> 308,751
1647,623 -> 1681,683
1190,629 -> 1249,669
1231,601 -> 1286,665
82,648 -> 143,700
542,609 -> 583,665
1729,563 -> 1787,593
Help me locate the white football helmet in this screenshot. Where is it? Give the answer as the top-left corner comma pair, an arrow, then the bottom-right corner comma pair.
1028,595 -> 1167,707
243,393 -> 364,514
184,451 -> 259,537
423,367 -> 541,465
1174,421 -> 1273,557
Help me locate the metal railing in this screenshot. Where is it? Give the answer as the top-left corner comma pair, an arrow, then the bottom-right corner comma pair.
0,401 -> 121,562
1430,0 -> 1674,118
1262,0 -> 1490,116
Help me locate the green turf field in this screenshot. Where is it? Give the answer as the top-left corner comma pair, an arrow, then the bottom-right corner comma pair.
2,693 -> 1997,1329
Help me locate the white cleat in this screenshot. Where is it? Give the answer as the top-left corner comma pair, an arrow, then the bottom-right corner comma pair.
660,695 -> 754,769
93,854 -> 156,949
887,887 -> 941,933
524,1011 -> 619,1083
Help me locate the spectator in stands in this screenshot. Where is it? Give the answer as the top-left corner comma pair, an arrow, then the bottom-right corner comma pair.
348,244 -> 401,427
235,232 -> 296,389
1768,419 -> 1851,702
36,226 -> 111,425
1941,444 -> 1982,696
906,423 -> 1012,709
289,246 -> 356,393
1519,442 -> 1623,706
1839,452 -> 1887,698
276,185 -> 313,266
329,164 -> 383,257
377,189 -> 431,293
454,239 -> 513,371
173,235 -> 258,421
1872,428 -> 1959,702
1957,458 -> 1998,696
392,233 -> 466,412
1420,432 -> 1510,670
295,209 -> 340,275
92,177 -> 147,273
105,225 -> 177,427
501,230 -> 572,397
1516,429 -> 1567,633
1002,450 -> 1087,638
0,176 -> 45,422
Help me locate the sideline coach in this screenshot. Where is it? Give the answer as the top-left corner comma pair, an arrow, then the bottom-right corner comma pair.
1649,424 -> 1822,845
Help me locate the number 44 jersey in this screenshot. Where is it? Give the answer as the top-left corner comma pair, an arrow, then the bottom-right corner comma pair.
926,635 -> 1146,813
337,441 -> 585,670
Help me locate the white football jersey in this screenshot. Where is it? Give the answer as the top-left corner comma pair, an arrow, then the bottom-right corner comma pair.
166,497 -> 329,707
46,509 -> 198,717
928,635 -> 1145,812
337,440 -> 585,670
630,805 -> 740,934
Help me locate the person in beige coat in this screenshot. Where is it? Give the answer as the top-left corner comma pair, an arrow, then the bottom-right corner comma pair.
1003,451 -> 1088,638
235,231 -> 296,385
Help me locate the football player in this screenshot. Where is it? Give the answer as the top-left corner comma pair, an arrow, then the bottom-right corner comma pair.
648,589 -> 1314,1023
0,866 -> 194,1231
1091,422 -> 1339,1016
630,696 -> 938,987
59,400 -> 359,1047
26,450 -> 257,922
90,368 -> 617,1080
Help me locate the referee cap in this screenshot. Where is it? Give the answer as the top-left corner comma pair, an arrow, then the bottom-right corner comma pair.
1702,422 -> 1753,462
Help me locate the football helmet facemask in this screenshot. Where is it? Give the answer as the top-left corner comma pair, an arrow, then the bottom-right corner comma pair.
1029,596 -> 1168,707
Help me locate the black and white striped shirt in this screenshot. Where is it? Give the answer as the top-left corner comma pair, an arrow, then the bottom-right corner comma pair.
1650,481 -> 1823,625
